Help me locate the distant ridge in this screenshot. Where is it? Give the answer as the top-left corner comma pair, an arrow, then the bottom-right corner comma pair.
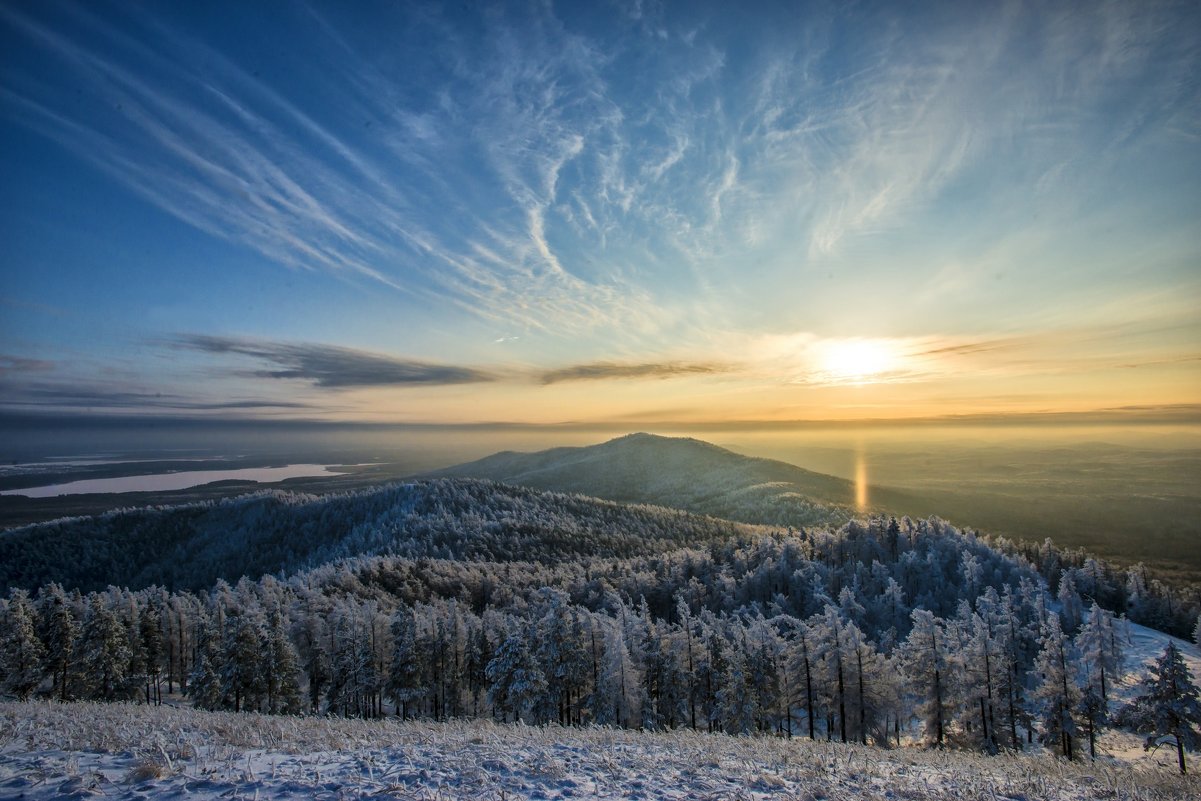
426,432 -> 921,528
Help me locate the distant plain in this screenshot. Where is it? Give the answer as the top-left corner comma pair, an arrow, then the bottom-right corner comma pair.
2,420 -> 1198,585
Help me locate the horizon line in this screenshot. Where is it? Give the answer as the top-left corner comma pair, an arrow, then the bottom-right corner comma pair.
2,404 -> 1199,432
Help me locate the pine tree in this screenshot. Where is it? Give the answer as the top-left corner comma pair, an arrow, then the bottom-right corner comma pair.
961,608 -> 1000,752
387,602 -> 425,718
592,616 -> 641,728
1192,614 -> 1200,647
899,609 -> 951,747
264,609 -> 303,714
674,596 -> 700,730
789,616 -> 820,740
843,619 -> 884,745
816,605 -> 851,743
537,590 -> 590,726
37,584 -> 80,701
1075,603 -> 1123,703
189,614 -> 223,711
997,585 -> 1036,748
1074,602 -> 1122,759
0,590 -> 46,700
486,630 -> 548,724
1076,683 -> 1108,761
1032,613 -> 1079,760
220,611 -> 264,713
326,604 -> 376,717
80,596 -> 131,702
1057,571 -> 1084,634
139,603 -> 164,705
716,631 -> 757,734
1118,642 -> 1201,775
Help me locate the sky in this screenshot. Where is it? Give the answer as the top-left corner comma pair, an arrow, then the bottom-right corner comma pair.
1,0 -> 1199,429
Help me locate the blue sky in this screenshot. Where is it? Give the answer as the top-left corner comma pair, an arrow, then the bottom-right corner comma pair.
1,0 -> 1198,425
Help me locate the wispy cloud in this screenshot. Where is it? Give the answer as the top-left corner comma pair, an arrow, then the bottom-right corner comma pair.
0,3 -> 665,337
539,361 -> 728,385
0,355 -> 54,376
175,335 -> 495,388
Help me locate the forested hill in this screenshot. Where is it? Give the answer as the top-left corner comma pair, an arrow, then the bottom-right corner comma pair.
3,461 -> 1201,762
428,432 -> 922,527
0,478 -> 758,594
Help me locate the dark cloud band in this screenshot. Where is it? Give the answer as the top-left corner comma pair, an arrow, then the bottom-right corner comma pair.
177,335 -> 494,388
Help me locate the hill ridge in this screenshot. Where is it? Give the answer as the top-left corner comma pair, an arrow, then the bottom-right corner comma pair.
426,431 -> 924,528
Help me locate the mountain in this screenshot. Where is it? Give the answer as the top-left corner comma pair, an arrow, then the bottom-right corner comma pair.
427,432 -> 921,528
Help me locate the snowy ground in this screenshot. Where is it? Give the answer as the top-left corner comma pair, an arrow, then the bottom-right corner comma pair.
1,622 -> 1197,800
1099,620 -> 1201,770
2,702 -> 1198,801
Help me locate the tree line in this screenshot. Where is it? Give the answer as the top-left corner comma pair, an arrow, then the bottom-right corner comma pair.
2,511 -> 1199,769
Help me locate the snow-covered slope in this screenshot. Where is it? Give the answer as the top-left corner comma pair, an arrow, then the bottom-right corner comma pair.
1097,620 -> 1201,770
2,702 -> 1197,801
1116,621 -> 1201,704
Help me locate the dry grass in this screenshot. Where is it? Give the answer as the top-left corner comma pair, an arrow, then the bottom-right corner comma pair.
1,701 -> 1198,800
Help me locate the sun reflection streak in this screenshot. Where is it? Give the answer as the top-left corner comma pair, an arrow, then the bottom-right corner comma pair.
854,442 -> 868,512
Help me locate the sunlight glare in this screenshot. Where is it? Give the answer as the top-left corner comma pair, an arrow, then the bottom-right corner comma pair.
817,339 -> 900,384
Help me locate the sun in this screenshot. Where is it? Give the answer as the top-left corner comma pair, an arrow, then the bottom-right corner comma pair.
817,339 -> 899,384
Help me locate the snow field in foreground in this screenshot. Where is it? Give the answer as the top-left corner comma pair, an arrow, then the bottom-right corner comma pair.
1,702 -> 1198,801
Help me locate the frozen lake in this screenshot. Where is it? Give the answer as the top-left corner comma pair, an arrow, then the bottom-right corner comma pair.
0,464 -> 348,498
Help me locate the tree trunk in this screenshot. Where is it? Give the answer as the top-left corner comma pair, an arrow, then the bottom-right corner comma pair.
803,645 -> 815,741
857,646 -> 867,746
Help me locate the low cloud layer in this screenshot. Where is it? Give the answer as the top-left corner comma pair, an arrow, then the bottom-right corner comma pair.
177,335 -> 495,388
0,381 -> 313,412
538,361 -> 727,385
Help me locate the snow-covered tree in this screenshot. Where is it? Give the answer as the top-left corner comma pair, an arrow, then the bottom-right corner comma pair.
326,603 -> 377,718
0,590 -> 46,700
716,631 -> 756,734
1076,683 -> 1108,761
486,630 -> 548,724
1032,613 -> 1079,760
221,611 -> 265,713
1076,603 -> 1123,702
139,602 -> 164,705
37,584 -> 80,701
188,612 -> 223,710
264,609 -> 303,715
80,596 -> 131,702
1118,642 -> 1201,775
673,595 -> 700,730
1057,572 -> 1084,635
899,609 -> 952,746
387,602 -> 424,719
994,586 -> 1035,748
537,590 -> 590,726
959,606 -> 1001,752
593,617 -> 640,728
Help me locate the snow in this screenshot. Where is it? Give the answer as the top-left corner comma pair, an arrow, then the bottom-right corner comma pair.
1116,621 -> 1201,700
2,702 -> 1198,800
1095,620 -> 1201,771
